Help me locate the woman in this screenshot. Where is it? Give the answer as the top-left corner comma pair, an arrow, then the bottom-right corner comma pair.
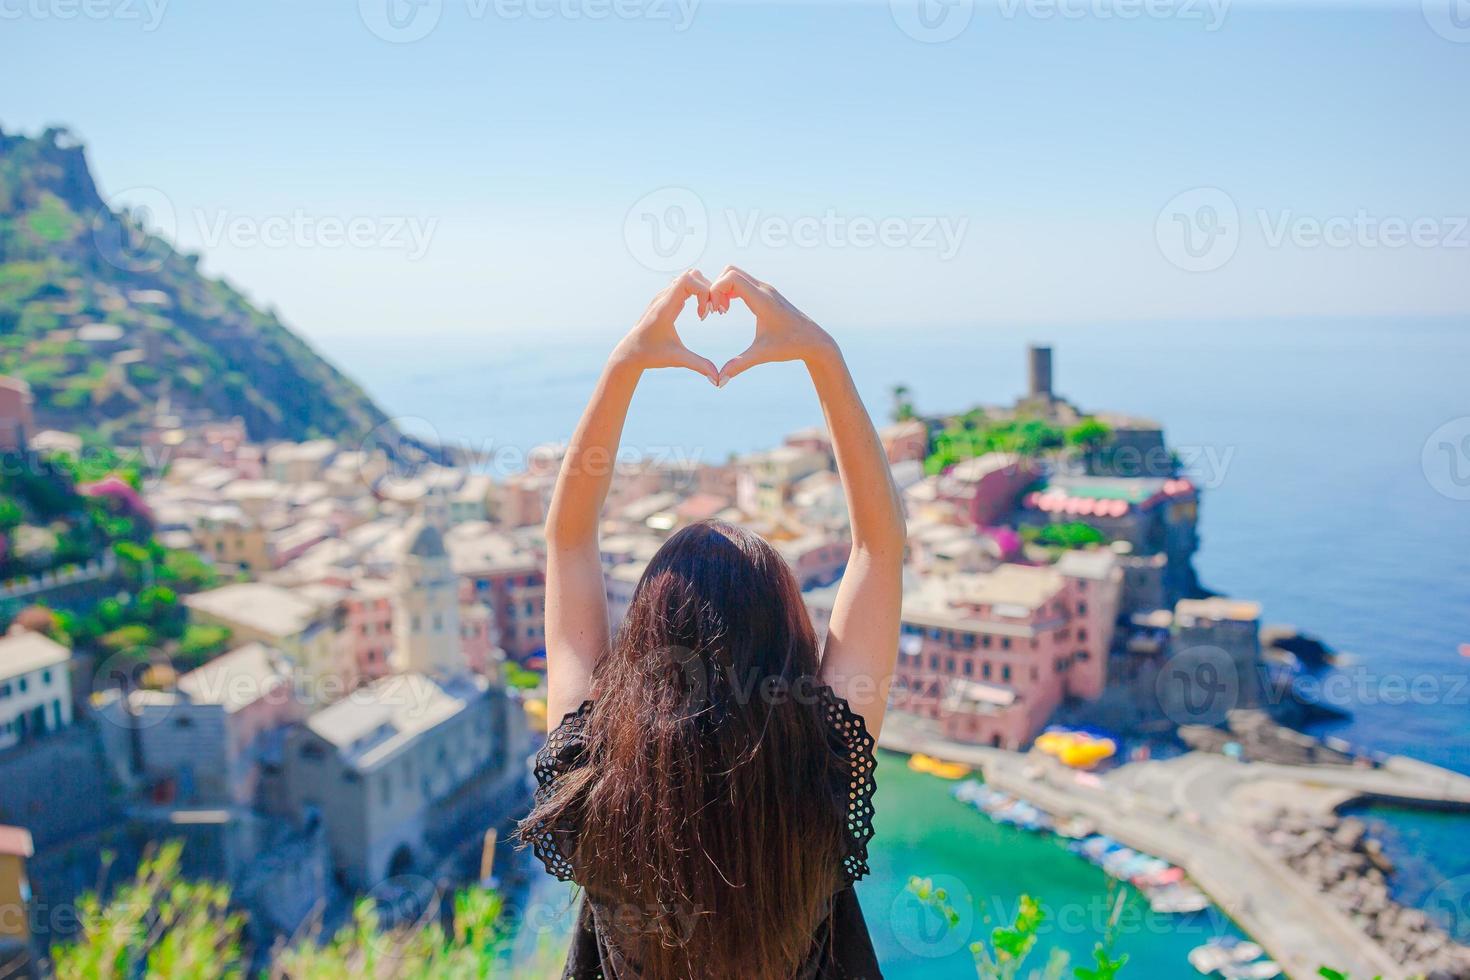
521,267 -> 905,979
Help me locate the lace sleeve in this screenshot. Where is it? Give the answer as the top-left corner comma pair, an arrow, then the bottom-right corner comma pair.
525,700 -> 593,882
821,687 -> 877,884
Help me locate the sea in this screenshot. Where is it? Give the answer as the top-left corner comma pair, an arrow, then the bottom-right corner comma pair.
330,315 -> 1470,976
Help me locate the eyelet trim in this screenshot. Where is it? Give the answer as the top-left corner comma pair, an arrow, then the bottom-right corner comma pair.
525,700 -> 593,882
819,686 -> 877,884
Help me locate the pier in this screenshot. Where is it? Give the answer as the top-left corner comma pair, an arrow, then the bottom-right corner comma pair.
880,715 -> 1470,979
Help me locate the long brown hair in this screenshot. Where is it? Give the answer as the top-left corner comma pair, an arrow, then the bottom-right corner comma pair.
525,520 -> 849,978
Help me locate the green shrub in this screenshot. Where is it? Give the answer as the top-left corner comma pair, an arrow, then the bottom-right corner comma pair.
49,842 -> 526,979
906,877 -> 1129,980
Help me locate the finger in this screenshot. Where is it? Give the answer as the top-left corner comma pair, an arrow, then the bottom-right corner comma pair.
716,345 -> 762,387
686,269 -> 712,320
674,269 -> 711,319
709,268 -> 762,315
672,347 -> 719,386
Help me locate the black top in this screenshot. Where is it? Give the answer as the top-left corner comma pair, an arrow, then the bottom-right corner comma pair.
524,686 -> 883,980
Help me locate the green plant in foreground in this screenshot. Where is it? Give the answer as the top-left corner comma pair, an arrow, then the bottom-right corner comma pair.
906,877 -> 1129,980
49,841 -> 533,979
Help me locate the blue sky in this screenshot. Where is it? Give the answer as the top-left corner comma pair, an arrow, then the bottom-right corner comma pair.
2,0 -> 1467,347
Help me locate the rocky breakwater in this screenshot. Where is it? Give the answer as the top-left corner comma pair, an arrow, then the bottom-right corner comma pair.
1255,811 -> 1470,978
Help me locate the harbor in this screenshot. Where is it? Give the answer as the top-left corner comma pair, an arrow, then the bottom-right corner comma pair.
880,713 -> 1470,978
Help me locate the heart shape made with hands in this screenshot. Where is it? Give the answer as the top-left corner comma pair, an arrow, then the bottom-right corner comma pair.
649,266 -> 819,388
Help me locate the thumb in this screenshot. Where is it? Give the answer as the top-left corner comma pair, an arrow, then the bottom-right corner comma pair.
717,347 -> 761,388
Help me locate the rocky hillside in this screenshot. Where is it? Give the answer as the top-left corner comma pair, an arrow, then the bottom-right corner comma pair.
0,126 -> 392,444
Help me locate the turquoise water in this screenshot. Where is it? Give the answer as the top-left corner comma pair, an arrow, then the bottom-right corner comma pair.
1344,803 -> 1470,944
860,752 -> 1241,979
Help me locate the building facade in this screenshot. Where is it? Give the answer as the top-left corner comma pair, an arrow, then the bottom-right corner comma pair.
0,631 -> 72,751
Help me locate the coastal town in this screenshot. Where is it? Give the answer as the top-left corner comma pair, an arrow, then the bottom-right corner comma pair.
2,345 -> 1468,978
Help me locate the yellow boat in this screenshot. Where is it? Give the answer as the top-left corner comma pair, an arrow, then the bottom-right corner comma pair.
907,753 -> 973,780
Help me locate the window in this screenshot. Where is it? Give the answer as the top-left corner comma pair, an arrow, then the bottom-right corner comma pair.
1078,629 -> 1088,642
1002,665 -> 1012,682
42,670 -> 52,685
981,635 -> 992,649
1078,601 -> 1088,615
982,662 -> 992,680
963,660 -> 973,676
1001,638 -> 1011,651
18,678 -> 27,694
0,683 -> 9,698
945,657 -> 955,673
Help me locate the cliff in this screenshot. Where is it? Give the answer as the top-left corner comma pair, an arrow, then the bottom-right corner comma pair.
0,125 -> 392,444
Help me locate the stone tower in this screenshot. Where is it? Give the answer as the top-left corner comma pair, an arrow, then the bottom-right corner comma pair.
392,510 -> 463,680
1027,344 -> 1053,402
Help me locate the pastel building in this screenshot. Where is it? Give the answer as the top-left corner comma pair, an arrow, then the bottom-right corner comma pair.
735,446 -> 828,517
0,825 -> 34,963
339,580 -> 397,682
451,534 -> 546,662
893,553 -> 1121,748
880,420 -> 929,464
185,583 -> 344,693
0,377 -> 34,453
101,644 -> 304,807
937,453 -> 1042,529
773,529 -> 851,590
1020,475 -> 1199,605
0,630 -> 72,751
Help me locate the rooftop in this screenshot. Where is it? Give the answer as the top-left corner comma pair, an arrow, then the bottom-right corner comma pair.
306,673 -> 469,772
0,630 -> 70,682
946,452 -> 1026,483
1176,596 -> 1263,623
0,825 -> 35,858
185,583 -> 325,638
176,643 -> 291,713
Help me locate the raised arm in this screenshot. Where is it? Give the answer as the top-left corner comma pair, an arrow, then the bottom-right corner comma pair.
543,271 -> 718,725
712,267 -> 906,736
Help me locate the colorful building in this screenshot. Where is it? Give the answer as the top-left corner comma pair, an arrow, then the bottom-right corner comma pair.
892,554 -> 1121,748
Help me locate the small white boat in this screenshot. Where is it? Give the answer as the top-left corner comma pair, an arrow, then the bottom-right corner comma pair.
1188,938 -> 1270,975
1150,886 -> 1210,914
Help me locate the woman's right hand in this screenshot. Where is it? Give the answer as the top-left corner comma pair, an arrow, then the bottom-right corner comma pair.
708,266 -> 837,385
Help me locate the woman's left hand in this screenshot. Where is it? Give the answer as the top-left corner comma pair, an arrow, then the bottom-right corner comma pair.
612,270 -> 719,385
